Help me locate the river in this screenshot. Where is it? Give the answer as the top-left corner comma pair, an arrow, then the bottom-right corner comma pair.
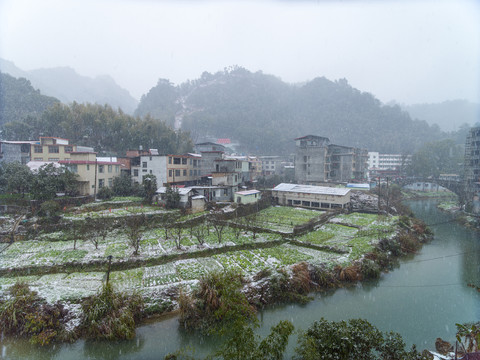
2,199 -> 480,359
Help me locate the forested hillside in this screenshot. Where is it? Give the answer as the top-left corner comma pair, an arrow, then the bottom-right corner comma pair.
0,59 -> 138,114
2,102 -> 193,156
0,72 -> 59,125
137,67 -> 446,155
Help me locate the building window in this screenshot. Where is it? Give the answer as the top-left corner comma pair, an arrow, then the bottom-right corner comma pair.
175,169 -> 180,177
224,189 -> 228,195
34,157 -> 43,161
213,191 -> 216,197
99,165 -> 104,173
174,158 -> 181,165
34,146 -> 43,153
150,156 -> 152,161
190,170 -> 193,176
134,169 -> 139,177
183,169 -> 187,176
48,158 -> 59,161
169,169 -> 172,177
194,170 -> 197,176
108,178 -> 113,187
64,146 -> 73,153
182,158 -> 187,164
150,170 -> 152,174
98,179 -> 105,188
48,146 -> 59,153
115,165 -> 119,172
142,162 -> 147,168
87,164 -> 90,171
67,164 -> 78,173
108,165 -> 112,173
169,157 -> 172,164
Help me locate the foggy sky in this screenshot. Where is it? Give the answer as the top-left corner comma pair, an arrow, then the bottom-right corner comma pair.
1,0 -> 479,105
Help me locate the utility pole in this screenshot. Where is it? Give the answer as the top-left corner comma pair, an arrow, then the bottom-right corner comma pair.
93,157 -> 98,200
377,177 -> 381,215
386,177 -> 389,215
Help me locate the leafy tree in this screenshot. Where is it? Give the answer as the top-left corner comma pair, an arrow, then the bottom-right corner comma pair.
30,163 -> 62,201
0,162 -> 32,196
142,174 -> 157,203
407,139 -> 463,178
165,185 -> 180,209
113,172 -> 136,196
295,318 -> 423,360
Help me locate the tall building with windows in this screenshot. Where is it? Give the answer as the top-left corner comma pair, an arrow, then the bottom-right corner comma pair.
294,135 -> 368,184
464,127 -> 480,213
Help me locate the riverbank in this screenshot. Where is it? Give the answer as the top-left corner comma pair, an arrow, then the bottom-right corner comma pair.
0,195 -> 432,346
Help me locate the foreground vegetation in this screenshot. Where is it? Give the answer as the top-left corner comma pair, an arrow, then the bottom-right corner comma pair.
0,194 -> 435,349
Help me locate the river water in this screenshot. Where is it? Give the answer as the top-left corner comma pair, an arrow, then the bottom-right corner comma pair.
2,199 -> 480,359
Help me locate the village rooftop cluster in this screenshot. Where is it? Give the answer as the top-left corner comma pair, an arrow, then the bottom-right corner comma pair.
0,135 -> 411,210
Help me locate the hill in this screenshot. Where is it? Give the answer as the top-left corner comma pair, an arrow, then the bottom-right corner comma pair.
136,67 -> 445,155
0,72 -> 59,126
403,100 -> 480,132
0,58 -> 138,114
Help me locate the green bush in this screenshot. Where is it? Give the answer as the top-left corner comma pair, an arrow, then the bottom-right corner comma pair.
97,186 -> 113,200
295,318 -> 424,360
39,200 -> 61,217
0,282 -> 70,345
80,283 -> 144,340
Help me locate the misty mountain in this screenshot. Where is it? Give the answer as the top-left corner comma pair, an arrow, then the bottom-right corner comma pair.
0,58 -> 138,114
136,67 -> 445,155
403,100 -> 480,132
0,72 -> 59,126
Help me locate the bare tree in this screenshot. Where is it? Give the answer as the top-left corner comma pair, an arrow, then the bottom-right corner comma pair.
70,220 -> 87,250
192,218 -> 208,246
173,221 -> 184,249
89,215 -> 110,250
209,210 -> 226,244
124,214 -> 149,255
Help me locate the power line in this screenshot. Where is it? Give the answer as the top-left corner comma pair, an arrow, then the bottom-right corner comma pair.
378,283 -> 463,289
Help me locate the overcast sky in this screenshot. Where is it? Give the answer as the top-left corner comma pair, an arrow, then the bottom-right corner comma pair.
0,0 -> 479,104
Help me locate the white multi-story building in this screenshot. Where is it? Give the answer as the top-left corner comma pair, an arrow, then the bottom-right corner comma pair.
368,152 -> 411,171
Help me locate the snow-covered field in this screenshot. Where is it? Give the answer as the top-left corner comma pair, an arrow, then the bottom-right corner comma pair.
0,208 -> 401,303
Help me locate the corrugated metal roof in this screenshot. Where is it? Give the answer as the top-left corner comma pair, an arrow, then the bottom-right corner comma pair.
272,183 -> 350,196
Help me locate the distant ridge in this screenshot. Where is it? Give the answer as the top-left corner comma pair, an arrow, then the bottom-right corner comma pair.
136,66 -> 446,155
0,58 -> 138,114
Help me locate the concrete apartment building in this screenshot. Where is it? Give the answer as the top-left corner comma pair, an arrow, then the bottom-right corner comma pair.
464,127 -> 480,213
0,137 -> 93,164
294,135 -> 367,184
272,183 -> 351,210
367,152 -> 411,179
128,149 -> 202,187
195,142 -> 226,176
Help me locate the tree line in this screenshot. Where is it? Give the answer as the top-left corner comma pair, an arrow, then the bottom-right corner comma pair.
1,102 -> 193,156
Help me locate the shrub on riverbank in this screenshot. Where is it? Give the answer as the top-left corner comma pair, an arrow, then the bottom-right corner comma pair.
80,283 -> 144,340
296,318 -> 430,360
179,269 -> 256,334
0,282 -> 71,345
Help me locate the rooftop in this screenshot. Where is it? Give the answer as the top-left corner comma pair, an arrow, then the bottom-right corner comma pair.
272,183 -> 351,196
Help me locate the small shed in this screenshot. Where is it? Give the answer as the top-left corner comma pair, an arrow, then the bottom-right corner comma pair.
191,195 -> 206,213
156,187 -> 193,208
235,190 -> 261,204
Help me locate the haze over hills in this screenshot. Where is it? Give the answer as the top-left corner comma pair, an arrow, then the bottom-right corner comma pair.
0,72 -> 59,126
0,58 -> 138,114
402,100 -> 480,132
136,67 -> 446,155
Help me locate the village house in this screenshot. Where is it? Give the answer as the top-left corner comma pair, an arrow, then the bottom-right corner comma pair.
0,137 -> 93,164
234,189 -> 261,204
125,149 -> 202,187
59,152 -> 122,196
271,183 -> 351,210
